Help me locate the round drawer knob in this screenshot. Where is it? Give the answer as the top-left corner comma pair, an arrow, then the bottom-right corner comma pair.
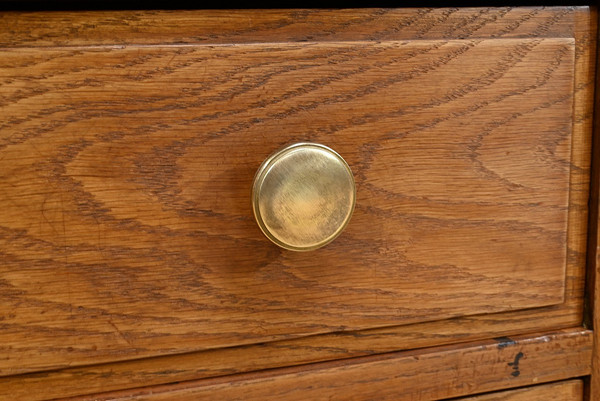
252,143 -> 356,251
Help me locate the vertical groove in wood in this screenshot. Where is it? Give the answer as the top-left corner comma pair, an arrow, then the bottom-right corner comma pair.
587,5 -> 600,401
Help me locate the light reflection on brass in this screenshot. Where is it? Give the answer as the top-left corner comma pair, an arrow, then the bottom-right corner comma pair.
252,143 -> 356,251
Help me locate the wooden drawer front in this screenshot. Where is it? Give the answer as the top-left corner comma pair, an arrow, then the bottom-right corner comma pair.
62,332 -> 592,401
51,382 -> 592,401
77,381 -> 587,401
456,380 -> 584,401
67,381 -> 588,401
0,8 -> 590,375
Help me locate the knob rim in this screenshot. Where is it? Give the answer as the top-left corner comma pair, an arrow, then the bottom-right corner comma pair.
252,142 -> 356,252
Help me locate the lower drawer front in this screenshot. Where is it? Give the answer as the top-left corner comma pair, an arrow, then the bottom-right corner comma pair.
457,380 -> 583,401
75,380 -> 585,401
65,330 -> 592,401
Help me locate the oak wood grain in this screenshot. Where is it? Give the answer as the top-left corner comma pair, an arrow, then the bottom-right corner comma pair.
456,380 -> 583,400
0,36 -> 577,373
0,8 -> 585,47
0,319 -> 590,401
0,8 -> 595,399
66,329 -> 593,401
0,320 -> 590,401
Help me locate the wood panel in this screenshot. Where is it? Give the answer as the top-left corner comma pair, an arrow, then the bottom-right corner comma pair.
456,380 -> 583,400
65,330 -> 593,401
0,8 -> 583,47
0,320 -> 590,401
0,320 -> 591,401
0,8 -> 595,398
0,34 -> 577,373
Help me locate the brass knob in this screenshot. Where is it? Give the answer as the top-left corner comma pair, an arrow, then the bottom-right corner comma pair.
252,143 -> 356,251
